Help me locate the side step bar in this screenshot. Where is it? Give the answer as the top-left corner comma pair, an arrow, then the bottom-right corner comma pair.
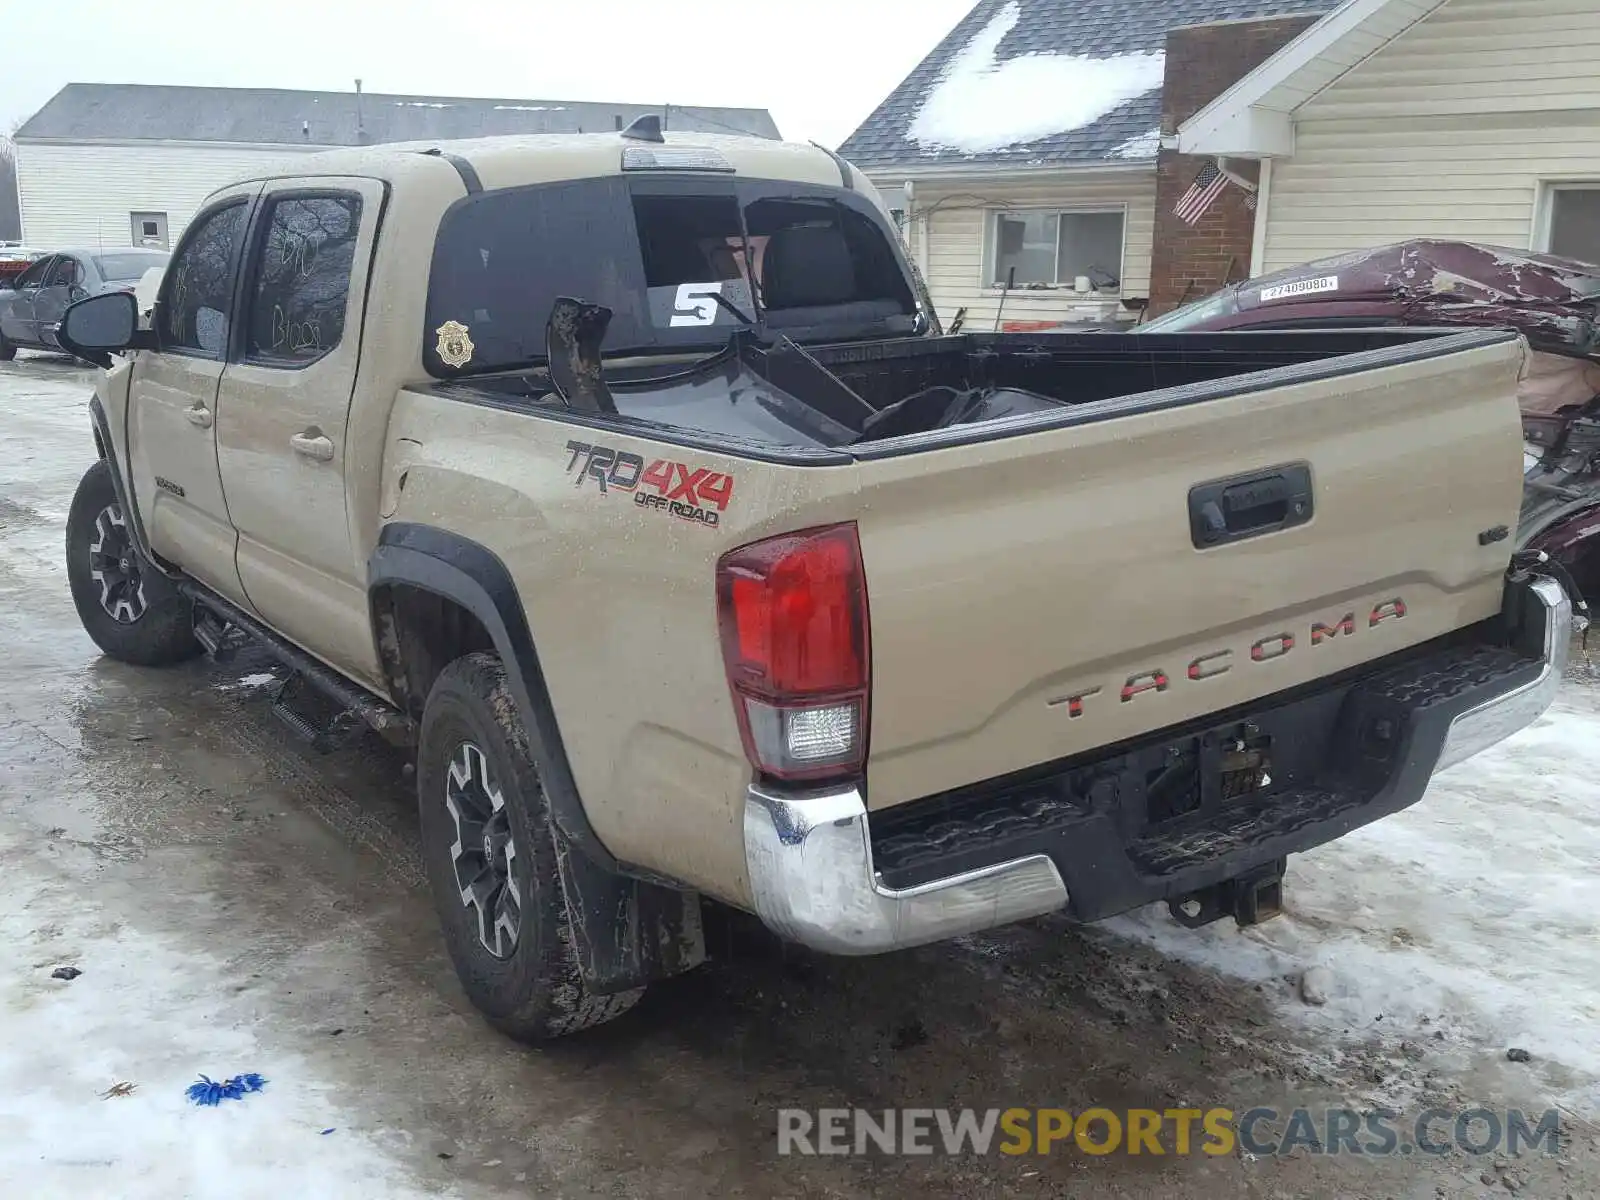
179,582 -> 416,749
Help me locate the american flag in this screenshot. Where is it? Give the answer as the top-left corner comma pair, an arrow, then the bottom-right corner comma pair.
1173,160 -> 1231,225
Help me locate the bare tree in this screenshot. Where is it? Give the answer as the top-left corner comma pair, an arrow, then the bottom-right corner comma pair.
0,121 -> 20,240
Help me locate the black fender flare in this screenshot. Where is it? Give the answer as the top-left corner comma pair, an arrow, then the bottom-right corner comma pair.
87,394 -> 165,572
368,523 -> 707,993
368,522 -> 613,865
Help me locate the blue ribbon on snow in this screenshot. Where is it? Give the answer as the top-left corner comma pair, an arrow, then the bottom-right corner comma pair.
185,1073 -> 268,1106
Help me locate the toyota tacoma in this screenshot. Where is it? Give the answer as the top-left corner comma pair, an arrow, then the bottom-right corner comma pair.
56,121 -> 1574,1041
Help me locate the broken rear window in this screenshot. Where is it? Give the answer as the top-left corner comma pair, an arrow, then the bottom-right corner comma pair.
423,177 -> 918,377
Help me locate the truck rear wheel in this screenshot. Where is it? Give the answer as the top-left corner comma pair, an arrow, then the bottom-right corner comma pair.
65,459 -> 200,666
0,334 -> 15,361
417,652 -> 643,1041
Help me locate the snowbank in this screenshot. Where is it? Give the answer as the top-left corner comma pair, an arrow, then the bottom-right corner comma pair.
908,1 -> 1165,155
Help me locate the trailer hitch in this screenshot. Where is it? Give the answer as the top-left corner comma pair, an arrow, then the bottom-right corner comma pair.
1167,857 -> 1286,929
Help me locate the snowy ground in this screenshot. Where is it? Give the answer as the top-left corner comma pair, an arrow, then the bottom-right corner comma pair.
1,352 -> 1596,1198
1111,688 -> 1600,1119
0,839 -> 446,1199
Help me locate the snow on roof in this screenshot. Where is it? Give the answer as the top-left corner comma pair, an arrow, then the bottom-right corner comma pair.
907,2 -> 1165,156
1108,126 -> 1163,160
839,0 -> 1339,173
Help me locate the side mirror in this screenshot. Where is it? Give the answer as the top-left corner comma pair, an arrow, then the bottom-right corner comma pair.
58,291 -> 146,368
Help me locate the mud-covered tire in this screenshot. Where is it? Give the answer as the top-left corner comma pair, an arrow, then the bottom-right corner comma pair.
418,652 -> 642,1041
0,334 -> 15,361
65,459 -> 200,666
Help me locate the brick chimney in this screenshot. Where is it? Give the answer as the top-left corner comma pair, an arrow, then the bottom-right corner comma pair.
1148,14 -> 1322,316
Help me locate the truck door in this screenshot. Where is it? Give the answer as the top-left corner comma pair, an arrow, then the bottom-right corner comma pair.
215,178 -> 387,687
126,186 -> 261,607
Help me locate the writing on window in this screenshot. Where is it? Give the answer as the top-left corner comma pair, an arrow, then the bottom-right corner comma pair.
986,209 -> 1124,291
161,203 -> 247,357
248,195 -> 362,365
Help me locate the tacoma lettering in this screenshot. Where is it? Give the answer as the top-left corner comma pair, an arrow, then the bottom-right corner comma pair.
1051,599 -> 1408,711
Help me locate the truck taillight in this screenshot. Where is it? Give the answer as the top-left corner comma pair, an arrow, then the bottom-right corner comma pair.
716,523 -> 870,782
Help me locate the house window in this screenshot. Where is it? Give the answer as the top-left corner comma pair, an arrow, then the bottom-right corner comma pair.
985,209 -> 1124,290
1547,187 -> 1600,263
131,211 -> 169,250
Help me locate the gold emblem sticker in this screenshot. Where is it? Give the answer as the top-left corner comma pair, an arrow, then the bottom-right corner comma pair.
435,320 -> 475,368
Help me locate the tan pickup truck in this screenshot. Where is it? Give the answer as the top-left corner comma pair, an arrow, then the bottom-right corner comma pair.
58,121 -> 1573,1042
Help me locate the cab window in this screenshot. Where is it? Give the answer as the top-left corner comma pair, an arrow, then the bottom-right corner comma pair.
245,193 -> 362,367
159,201 -> 249,358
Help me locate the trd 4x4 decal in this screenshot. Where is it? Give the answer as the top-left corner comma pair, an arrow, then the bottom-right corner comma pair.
564,440 -> 734,528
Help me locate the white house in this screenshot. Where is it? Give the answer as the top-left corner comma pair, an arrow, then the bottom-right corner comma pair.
1182,0 -> 1600,274
12,84 -> 779,251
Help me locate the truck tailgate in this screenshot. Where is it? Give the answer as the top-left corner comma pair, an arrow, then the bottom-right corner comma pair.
855,335 -> 1528,810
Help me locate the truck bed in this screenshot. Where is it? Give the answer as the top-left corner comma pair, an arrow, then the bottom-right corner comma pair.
445,327 -> 1507,457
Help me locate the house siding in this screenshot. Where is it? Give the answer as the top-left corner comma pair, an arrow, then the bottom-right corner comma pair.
15,142 -> 323,248
1298,0 -> 1600,121
1262,0 -> 1600,272
892,172 -> 1157,329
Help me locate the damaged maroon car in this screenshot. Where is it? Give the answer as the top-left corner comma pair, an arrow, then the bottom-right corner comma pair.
1141,240 -> 1600,595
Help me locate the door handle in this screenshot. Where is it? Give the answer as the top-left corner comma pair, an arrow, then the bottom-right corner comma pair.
1189,463 -> 1313,549
184,405 -> 213,429
290,431 -> 335,462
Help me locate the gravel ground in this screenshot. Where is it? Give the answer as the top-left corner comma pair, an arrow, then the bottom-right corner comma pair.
1,351 -> 1595,1199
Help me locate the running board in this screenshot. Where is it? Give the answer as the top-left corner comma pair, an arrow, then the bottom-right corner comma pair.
178,581 -> 417,749
269,671 -> 365,753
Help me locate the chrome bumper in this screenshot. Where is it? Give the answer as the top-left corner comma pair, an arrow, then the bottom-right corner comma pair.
1435,575 -> 1571,773
743,784 -> 1068,955
743,576 -> 1571,955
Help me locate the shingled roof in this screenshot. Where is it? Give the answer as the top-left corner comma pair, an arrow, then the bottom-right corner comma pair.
839,0 -> 1336,172
15,83 -> 779,146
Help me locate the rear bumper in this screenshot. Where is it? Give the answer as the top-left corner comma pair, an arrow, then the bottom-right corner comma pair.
742,575 -> 1570,955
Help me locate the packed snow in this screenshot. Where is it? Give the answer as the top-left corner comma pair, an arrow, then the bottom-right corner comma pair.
0,834 -> 442,1199
214,673 -> 280,692
1109,127 -> 1162,159
908,1 -> 1165,155
1109,688 -> 1600,1117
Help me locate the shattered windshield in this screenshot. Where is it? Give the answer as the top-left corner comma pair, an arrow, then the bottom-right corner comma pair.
423,177 -> 919,377
1137,288 -> 1240,333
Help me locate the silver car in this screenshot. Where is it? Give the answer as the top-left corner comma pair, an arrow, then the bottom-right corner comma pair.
0,247 -> 169,359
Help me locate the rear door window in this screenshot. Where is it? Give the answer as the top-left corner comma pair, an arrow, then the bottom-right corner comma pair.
245,193 -> 362,366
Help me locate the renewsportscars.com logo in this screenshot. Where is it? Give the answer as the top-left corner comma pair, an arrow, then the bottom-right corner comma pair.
776,1106 -> 1563,1158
